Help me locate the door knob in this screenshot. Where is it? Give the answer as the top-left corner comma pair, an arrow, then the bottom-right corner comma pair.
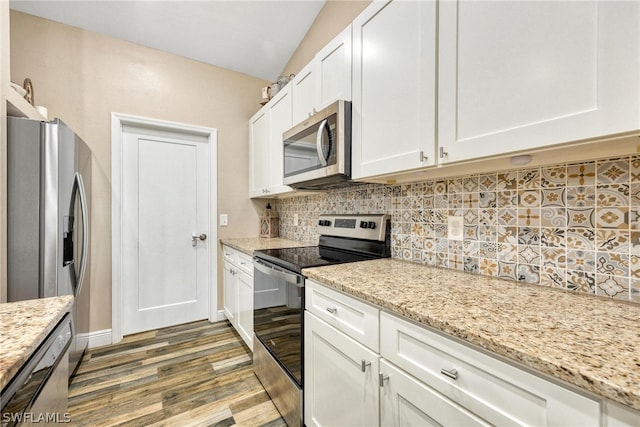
192,233 -> 207,246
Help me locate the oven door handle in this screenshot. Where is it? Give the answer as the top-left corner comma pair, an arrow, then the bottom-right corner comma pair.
254,259 -> 303,287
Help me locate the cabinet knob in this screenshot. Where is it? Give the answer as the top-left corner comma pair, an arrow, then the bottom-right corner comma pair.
326,307 -> 337,314
439,147 -> 448,159
361,360 -> 371,372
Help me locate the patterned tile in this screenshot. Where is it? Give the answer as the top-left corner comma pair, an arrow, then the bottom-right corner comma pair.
498,243 -> 518,262
478,225 -> 497,242
566,270 -> 596,294
541,165 -> 567,188
518,245 -> 540,265
449,240 -> 464,255
541,228 -> 566,248
595,207 -> 628,229
479,192 -> 497,208
496,172 -> 517,190
567,208 -> 595,228
497,226 -> 518,244
517,264 -> 540,283
479,242 -> 498,259
632,231 -> 640,255
448,178 -> 464,194
434,195 -> 448,209
497,208 -> 518,226
597,160 -> 629,184
479,258 -> 499,276
595,252 -> 629,276
630,209 -> 640,230
596,274 -> 629,299
435,252 -> 448,268
497,190 -> 518,207
567,250 -> 596,272
567,163 -> 596,186
518,208 -> 541,227
479,208 -> 497,226
566,186 -> 596,208
596,184 -> 629,207
630,182 -> 640,204
518,227 -> 540,245
464,225 -> 478,240
566,228 -> 595,250
463,193 -> 479,210
463,241 -> 479,257
596,230 -> 630,252
464,257 -> 479,273
449,193 -> 463,210
434,180 -> 448,195
449,254 -> 464,271
518,169 -> 540,189
541,188 -> 565,207
463,176 -> 479,192
540,266 -> 566,288
541,247 -> 566,268
631,280 -> 640,303
478,174 -> 497,191
498,261 -> 518,280
541,207 -> 566,228
519,190 -> 541,208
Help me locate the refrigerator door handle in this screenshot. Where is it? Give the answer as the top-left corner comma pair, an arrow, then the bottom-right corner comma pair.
75,172 -> 89,298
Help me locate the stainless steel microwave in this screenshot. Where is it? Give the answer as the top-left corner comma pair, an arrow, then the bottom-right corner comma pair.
283,100 -> 351,189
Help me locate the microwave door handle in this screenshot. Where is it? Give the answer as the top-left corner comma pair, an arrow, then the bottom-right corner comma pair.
316,119 -> 329,166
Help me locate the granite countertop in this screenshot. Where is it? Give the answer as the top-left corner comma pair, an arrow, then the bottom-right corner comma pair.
303,258 -> 640,411
0,296 -> 74,390
220,237 -> 310,256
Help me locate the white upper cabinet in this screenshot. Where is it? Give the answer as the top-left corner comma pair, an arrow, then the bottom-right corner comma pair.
249,86 -> 293,198
351,0 -> 437,180
316,25 -> 352,111
437,0 -> 640,164
267,85 -> 293,195
292,25 -> 353,126
249,107 -> 269,197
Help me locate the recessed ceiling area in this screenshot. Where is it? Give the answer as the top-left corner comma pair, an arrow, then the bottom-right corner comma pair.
9,0 -> 326,82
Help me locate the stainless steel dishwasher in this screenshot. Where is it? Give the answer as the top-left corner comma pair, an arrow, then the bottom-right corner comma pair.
1,314 -> 73,426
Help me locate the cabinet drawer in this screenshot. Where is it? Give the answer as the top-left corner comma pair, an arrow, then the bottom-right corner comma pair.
222,245 -> 238,264
380,312 -> 600,426
236,252 -> 253,276
305,280 -> 379,352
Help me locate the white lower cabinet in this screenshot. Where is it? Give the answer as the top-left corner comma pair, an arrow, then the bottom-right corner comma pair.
304,280 -> 636,426
221,245 -> 253,350
304,311 -> 379,427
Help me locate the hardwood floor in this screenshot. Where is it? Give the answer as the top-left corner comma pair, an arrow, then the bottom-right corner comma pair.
68,320 -> 286,427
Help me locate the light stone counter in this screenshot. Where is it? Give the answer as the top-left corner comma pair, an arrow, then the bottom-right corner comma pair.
302,258 -> 640,411
220,237 -> 310,256
0,296 -> 74,390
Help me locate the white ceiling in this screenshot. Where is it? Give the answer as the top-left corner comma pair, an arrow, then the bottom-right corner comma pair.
9,0 -> 326,82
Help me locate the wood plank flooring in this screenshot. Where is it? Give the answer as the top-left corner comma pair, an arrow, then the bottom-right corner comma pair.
68,320 -> 286,427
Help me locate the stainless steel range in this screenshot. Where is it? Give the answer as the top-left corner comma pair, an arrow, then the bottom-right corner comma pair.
252,214 -> 391,427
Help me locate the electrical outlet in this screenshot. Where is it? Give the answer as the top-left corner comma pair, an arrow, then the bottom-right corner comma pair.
448,216 -> 463,241
220,214 -> 228,226
293,214 -> 299,226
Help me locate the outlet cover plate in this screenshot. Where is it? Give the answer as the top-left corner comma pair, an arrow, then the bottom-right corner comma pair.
448,216 -> 463,241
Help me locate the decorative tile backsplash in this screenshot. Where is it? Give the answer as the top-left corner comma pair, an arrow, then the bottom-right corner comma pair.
275,155 -> 640,304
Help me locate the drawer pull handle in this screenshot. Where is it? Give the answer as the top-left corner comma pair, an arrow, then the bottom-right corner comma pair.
379,373 -> 389,387
440,368 -> 459,380
326,307 -> 337,314
361,360 -> 371,372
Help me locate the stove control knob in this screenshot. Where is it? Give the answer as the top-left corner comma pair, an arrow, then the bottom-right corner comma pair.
368,221 -> 377,230
359,221 -> 368,229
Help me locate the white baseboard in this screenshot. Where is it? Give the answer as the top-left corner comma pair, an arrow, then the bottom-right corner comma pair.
215,310 -> 228,322
78,329 -> 113,349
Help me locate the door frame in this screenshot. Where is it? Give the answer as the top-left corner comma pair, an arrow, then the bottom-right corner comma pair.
111,112 -> 218,344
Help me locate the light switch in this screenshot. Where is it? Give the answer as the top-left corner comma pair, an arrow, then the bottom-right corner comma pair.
448,216 -> 463,241
220,214 -> 228,226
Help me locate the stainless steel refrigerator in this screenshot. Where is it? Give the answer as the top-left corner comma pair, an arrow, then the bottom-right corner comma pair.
7,117 -> 91,377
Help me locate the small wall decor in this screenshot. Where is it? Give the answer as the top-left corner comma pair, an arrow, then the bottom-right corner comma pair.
259,203 -> 279,238
23,78 -> 34,105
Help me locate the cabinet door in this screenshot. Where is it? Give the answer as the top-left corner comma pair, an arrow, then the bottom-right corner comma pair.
317,25 -> 352,110
304,312 -> 379,427
236,269 -> 253,350
380,360 -> 490,427
292,61 -> 318,126
438,1 -> 640,163
222,260 -> 237,327
267,86 -> 293,195
352,0 -> 437,179
249,107 -> 270,197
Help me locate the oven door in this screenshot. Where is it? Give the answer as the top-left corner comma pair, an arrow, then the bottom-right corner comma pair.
253,258 -> 304,386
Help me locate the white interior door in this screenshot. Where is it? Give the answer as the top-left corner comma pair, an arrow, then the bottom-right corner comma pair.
122,127 -> 210,335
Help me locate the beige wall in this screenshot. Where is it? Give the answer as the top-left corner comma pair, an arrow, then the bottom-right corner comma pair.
280,0 -> 371,78
10,11 -> 269,331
